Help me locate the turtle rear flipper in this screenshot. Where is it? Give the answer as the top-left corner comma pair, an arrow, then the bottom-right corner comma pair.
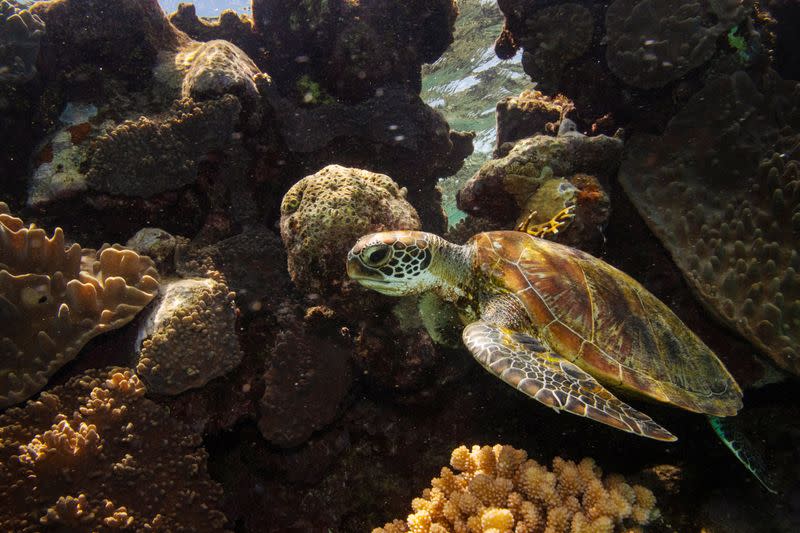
463,320 -> 677,442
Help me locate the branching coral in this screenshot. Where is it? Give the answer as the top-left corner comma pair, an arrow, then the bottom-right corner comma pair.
135,271 -> 242,395
0,0 -> 45,83
618,71 -> 800,374
280,164 -> 421,293
0,368 -> 228,531
374,444 -> 660,533
0,203 -> 160,408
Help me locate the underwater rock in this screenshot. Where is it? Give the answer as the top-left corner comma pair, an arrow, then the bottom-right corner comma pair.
619,70 -> 800,375
0,0 -> 45,83
280,165 -> 421,294
135,273 -> 242,395
31,0 -> 187,88
258,325 -> 352,448
605,0 -> 753,89
253,0 -> 458,101
0,203 -> 160,408
495,1 -> 595,91
495,89 -> 577,150
457,132 -> 623,227
0,368 -> 227,531
375,444 -> 660,532
126,227 -> 178,273
168,3 -> 261,61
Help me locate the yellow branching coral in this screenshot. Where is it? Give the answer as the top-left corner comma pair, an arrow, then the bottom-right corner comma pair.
0,202 -> 160,408
374,444 -> 660,533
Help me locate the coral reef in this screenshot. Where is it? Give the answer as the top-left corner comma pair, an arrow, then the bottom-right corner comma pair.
0,0 -> 45,83
168,3 -> 261,61
457,130 -> 620,249
280,164 -> 421,293
374,444 -> 660,533
495,90 -> 577,149
259,325 -> 352,447
135,272 -> 242,395
618,71 -> 800,375
0,203 -> 159,408
253,0 -> 458,101
31,0 -> 187,88
605,0 -> 752,89
0,368 -> 227,531
85,95 -> 241,197
126,227 -> 179,273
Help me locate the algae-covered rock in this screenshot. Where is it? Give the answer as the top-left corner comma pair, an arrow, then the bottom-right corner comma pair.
280,165 -> 421,293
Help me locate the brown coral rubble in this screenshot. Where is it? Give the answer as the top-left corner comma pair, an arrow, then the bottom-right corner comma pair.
375,444 -> 660,533
0,368 -> 227,531
0,202 -> 160,408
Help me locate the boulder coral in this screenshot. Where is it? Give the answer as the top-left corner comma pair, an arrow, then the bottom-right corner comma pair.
280,165 -> 421,293
374,444 -> 660,533
0,368 -> 228,531
618,71 -> 800,375
135,272 -> 242,395
0,0 -> 45,83
0,203 -> 159,408
495,90 -> 577,149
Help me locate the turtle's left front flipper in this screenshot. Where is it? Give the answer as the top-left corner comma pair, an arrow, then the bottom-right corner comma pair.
463,321 -> 677,441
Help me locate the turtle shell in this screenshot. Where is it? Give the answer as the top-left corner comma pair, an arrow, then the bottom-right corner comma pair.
471,231 -> 742,416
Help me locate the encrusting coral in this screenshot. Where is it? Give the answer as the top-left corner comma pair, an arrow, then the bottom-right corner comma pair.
0,202 -> 160,408
618,71 -> 800,375
280,164 -> 421,293
375,444 -> 660,533
0,367 -> 228,531
135,271 -> 242,395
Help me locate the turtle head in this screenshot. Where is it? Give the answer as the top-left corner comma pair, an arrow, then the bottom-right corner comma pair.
347,231 -> 451,297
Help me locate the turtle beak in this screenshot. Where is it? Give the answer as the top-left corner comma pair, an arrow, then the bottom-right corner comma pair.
346,251 -> 378,282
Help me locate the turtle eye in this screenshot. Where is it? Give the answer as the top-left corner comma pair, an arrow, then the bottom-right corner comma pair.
363,244 -> 391,267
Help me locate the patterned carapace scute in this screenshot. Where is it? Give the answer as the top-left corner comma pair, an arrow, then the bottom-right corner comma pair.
0,203 -> 160,408
619,71 -> 800,375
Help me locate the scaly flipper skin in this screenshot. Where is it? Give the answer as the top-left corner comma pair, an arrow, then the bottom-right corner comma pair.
463,320 -> 677,442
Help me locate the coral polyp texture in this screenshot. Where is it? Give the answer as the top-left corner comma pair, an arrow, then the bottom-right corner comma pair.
619,71 -> 800,375
0,368 -> 228,531
374,444 -> 660,533
280,164 -> 421,293
605,0 -> 752,89
0,203 -> 160,408
0,0 -> 45,83
135,272 -> 242,395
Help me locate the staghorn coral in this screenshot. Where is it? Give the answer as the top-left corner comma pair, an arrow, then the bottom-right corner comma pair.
135,272 -> 242,395
280,164 -> 421,293
605,0 -> 753,89
0,203 -> 159,408
618,70 -> 800,375
85,95 -> 241,197
0,0 -> 45,83
375,444 -> 659,533
0,368 -> 227,531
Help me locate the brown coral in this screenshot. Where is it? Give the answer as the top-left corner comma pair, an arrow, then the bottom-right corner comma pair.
0,367 -> 227,531
605,0 -> 752,89
0,203 -> 160,408
280,164 -> 421,293
135,272 -> 242,395
618,71 -> 800,374
495,90 -> 577,149
374,444 -> 660,533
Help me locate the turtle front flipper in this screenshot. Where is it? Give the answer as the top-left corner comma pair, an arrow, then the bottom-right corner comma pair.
463,321 -> 677,442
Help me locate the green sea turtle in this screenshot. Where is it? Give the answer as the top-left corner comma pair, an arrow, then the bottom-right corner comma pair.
346,214 -> 743,442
